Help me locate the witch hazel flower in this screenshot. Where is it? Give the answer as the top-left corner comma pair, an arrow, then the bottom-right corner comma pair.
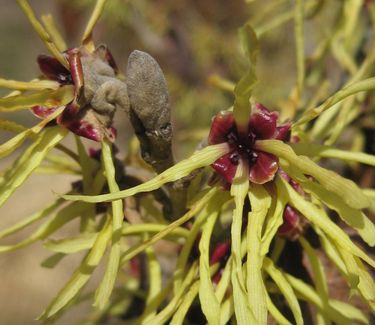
208,104 -> 309,241
208,103 -> 291,185
33,45 -> 128,142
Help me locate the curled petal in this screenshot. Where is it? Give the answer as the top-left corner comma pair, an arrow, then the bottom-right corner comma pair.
67,49 -> 84,101
278,169 -> 305,196
37,55 -> 71,84
89,148 -> 101,159
65,120 -> 102,142
108,127 -> 117,141
212,151 -> 238,184
277,168 -> 306,197
31,105 -> 58,119
104,50 -> 118,73
130,257 -> 141,277
57,102 -> 80,125
278,168 -> 291,182
210,240 -> 231,265
278,205 -> 305,240
273,122 -> 291,141
94,44 -> 119,73
58,104 -> 116,142
249,103 -> 278,139
208,111 -> 235,145
249,151 -> 278,184
253,102 -> 270,114
212,269 -> 224,285
291,135 -> 300,143
290,179 -> 305,196
212,268 -> 224,285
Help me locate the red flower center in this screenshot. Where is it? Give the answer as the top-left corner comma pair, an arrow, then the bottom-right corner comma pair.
226,127 -> 258,166
208,103 -> 291,185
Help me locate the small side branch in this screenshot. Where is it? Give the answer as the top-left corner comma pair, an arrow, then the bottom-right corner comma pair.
126,50 -> 187,219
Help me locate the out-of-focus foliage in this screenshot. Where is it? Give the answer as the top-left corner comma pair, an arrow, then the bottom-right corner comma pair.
0,0 -> 374,324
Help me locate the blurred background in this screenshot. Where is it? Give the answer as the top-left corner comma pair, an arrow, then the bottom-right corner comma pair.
0,0 -> 373,324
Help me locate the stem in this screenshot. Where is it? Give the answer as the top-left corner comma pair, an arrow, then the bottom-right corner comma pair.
295,0 -> 305,98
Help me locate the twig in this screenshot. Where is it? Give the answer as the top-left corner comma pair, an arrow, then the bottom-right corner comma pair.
126,50 -> 188,220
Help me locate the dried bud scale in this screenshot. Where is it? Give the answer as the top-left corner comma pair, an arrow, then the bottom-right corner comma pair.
34,45 -> 129,142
